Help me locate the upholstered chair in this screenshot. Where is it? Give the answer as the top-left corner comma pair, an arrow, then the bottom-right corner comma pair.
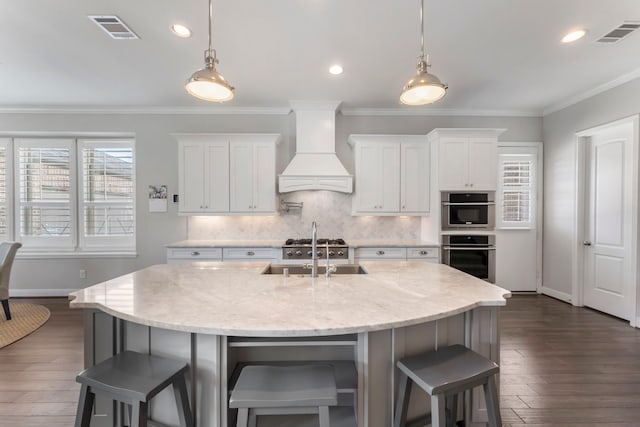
0,242 -> 22,321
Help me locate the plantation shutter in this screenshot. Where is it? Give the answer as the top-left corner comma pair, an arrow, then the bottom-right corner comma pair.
78,140 -> 135,250
498,151 -> 536,228
15,139 -> 76,248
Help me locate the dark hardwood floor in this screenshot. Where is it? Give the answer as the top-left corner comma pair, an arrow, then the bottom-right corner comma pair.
0,298 -> 83,427
501,294 -> 640,426
1,295 -> 639,426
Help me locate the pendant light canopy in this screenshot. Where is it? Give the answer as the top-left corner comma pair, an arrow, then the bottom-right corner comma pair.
400,0 -> 447,105
185,0 -> 235,102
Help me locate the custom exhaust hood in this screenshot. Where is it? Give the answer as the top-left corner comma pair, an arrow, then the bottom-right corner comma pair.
278,101 -> 353,193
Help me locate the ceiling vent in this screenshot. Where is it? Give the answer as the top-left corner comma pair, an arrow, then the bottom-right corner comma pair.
89,15 -> 139,40
597,21 -> 640,43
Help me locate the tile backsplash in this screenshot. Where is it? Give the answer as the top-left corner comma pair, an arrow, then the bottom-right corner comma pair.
188,191 -> 423,240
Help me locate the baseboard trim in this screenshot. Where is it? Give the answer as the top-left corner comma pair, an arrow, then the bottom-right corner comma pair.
10,289 -> 77,298
540,287 -> 572,303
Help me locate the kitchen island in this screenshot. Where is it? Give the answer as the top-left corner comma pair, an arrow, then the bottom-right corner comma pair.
69,261 -> 509,427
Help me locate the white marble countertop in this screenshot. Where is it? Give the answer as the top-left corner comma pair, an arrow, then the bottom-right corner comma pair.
69,262 -> 509,337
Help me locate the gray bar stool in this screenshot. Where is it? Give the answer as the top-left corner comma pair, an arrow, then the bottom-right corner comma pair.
74,350 -> 193,427
229,364 -> 338,427
394,344 -> 501,427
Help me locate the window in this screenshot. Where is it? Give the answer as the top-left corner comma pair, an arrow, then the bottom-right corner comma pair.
7,137 -> 135,254
498,148 -> 537,229
0,139 -> 11,241
79,140 -> 135,250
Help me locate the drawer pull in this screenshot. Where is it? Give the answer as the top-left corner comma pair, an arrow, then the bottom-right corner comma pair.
376,250 -> 385,256
419,250 -> 428,255
190,251 -> 200,256
247,251 -> 255,256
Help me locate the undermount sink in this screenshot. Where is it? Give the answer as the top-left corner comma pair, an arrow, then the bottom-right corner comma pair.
262,264 -> 367,275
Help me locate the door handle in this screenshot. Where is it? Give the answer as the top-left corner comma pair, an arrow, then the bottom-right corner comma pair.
583,241 -> 592,246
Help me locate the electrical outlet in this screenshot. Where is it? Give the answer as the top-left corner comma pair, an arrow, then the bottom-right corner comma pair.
79,269 -> 87,279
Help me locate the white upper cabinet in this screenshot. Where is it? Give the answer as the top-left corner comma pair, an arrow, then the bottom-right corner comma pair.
401,142 -> 430,213
230,141 -> 277,213
178,136 -> 229,214
175,134 -> 280,215
428,129 -> 505,191
349,135 -> 430,216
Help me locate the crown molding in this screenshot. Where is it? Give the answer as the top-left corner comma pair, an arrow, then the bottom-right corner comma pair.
340,107 -> 541,117
543,67 -> 640,116
0,106 -> 293,115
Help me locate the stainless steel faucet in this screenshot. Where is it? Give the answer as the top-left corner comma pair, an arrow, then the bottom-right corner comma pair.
310,221 -> 318,278
325,241 -> 337,279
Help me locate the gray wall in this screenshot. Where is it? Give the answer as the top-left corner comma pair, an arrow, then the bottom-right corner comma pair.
0,111 -> 541,295
542,77 -> 640,300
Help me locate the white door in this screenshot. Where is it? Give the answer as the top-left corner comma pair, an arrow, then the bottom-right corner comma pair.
495,145 -> 541,291
583,120 -> 634,320
178,142 -> 206,213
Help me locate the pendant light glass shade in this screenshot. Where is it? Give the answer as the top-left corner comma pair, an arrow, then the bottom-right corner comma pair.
185,0 -> 235,102
400,0 -> 447,105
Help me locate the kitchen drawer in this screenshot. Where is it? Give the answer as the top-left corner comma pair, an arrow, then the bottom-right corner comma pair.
222,247 -> 276,261
166,248 -> 222,263
356,247 -> 407,260
407,247 -> 439,260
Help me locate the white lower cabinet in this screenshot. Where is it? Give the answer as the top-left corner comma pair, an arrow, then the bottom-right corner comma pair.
166,248 -> 222,263
407,247 -> 440,263
167,247 -> 277,263
222,247 -> 277,262
357,247 -> 407,260
355,246 -> 439,263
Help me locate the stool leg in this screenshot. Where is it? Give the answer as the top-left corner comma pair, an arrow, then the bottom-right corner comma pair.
236,408 -> 249,427
319,405 -> 330,427
446,393 -> 458,427
74,384 -> 94,427
483,376 -> 502,427
431,394 -> 446,427
393,370 -> 412,427
1,299 -> 10,320
172,376 -> 194,427
130,401 -> 148,427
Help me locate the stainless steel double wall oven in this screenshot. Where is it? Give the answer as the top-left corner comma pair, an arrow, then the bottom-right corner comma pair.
441,191 -> 496,283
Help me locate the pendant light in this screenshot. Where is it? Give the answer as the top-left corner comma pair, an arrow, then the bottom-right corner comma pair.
400,0 -> 447,105
185,0 -> 235,102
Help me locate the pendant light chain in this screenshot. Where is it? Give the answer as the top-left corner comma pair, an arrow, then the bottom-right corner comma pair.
207,0 -> 217,66
420,0 -> 424,59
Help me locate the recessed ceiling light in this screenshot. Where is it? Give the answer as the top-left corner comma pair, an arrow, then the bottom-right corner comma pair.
171,24 -> 192,38
562,29 -> 586,43
329,65 -> 343,75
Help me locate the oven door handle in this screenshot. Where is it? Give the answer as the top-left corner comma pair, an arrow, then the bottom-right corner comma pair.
442,202 -> 495,206
442,246 -> 496,251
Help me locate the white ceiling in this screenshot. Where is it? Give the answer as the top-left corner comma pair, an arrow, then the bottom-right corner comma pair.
2,0 -> 640,115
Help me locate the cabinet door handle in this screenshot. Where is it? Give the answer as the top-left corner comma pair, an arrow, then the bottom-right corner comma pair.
469,183 -> 474,187
247,251 -> 255,256
191,251 -> 200,256
376,250 -> 385,255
